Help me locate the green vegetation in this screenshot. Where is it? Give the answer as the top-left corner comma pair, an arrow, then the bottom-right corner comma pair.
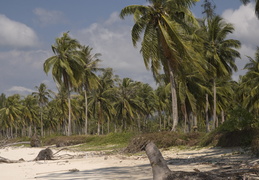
1,0 -> 259,154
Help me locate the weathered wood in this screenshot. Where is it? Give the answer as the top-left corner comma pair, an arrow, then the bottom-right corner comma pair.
0,141 -> 31,148
0,156 -> 24,163
145,141 -> 171,180
144,141 -> 259,180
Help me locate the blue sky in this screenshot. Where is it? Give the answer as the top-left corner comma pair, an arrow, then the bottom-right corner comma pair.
0,0 -> 257,95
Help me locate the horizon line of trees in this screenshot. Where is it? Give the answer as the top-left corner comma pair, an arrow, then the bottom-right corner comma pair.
1,0 -> 259,138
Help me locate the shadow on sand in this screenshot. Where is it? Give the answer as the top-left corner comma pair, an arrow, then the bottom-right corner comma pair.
35,163 -> 152,180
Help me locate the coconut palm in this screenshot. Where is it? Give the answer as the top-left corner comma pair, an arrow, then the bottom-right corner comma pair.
0,93 -> 6,109
44,32 -> 85,136
21,95 -> 39,137
51,86 -> 70,135
78,45 -> 101,135
120,0 -> 199,131
32,83 -> 52,136
241,47 -> 259,115
114,78 -> 144,131
88,68 -> 115,135
136,83 -> 156,131
0,94 -> 22,138
200,16 -> 241,129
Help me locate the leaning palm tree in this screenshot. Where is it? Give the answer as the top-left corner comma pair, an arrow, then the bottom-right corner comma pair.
201,16 -> 241,129
240,0 -> 259,18
120,0 -> 199,131
78,45 -> 101,135
32,83 -> 52,137
44,32 -> 85,136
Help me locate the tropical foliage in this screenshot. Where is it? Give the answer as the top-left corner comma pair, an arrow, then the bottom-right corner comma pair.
0,0 -> 259,138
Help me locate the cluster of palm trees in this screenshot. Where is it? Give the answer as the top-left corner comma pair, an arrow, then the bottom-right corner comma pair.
0,0 -> 259,138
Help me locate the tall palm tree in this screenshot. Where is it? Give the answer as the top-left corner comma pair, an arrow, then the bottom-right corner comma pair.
120,0 -> 199,131
32,83 -> 52,136
78,45 -> 101,135
88,68 -> 115,135
44,32 -> 85,136
240,0 -> 259,18
201,16 -> 241,129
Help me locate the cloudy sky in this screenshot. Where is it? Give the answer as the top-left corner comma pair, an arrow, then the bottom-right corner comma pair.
0,0 -> 258,96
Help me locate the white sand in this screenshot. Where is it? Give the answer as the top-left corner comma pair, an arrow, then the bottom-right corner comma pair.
0,146 -> 255,180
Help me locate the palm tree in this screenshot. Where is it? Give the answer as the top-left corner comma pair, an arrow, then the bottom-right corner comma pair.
78,45 -> 101,135
88,68 -> 115,135
44,32 -> 85,136
240,0 -> 259,18
136,83 -> 156,131
32,83 -> 52,136
0,93 -> 6,109
21,95 -> 39,137
0,94 -> 22,138
114,78 -> 144,131
155,82 -> 171,130
120,0 -> 199,131
201,16 -> 241,129
241,47 -> 259,115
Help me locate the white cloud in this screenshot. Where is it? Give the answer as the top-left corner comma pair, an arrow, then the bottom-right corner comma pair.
0,14 -> 39,48
74,12 -> 155,86
222,3 -> 259,79
33,8 -> 66,26
0,49 -> 54,94
222,3 -> 259,46
7,86 -> 33,94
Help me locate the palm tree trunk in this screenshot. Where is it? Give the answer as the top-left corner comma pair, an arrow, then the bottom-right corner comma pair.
193,113 -> 198,132
221,110 -> 225,124
40,107 -> 43,137
67,92 -> 72,136
182,103 -> 188,133
97,101 -> 101,135
84,90 -> 88,135
213,79 -> 217,129
205,93 -> 210,132
169,65 -> 178,131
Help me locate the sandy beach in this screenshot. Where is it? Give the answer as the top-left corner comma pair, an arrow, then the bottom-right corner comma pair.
0,145 -> 257,180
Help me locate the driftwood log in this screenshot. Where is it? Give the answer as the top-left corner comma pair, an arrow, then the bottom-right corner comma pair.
144,142 -> 259,180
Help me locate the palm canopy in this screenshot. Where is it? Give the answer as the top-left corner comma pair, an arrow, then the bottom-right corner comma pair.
0,94 -> 22,128
44,32 -> 85,90
201,16 -> 241,78
33,83 -> 52,106
120,0 -> 198,79
79,45 -> 102,91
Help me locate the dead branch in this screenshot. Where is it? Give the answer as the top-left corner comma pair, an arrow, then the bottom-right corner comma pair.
0,141 -> 31,148
0,156 -> 24,163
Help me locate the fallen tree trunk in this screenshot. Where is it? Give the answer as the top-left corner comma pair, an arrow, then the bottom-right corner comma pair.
144,142 -> 259,180
0,156 -> 24,163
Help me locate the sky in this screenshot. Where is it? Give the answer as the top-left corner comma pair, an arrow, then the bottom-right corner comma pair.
0,0 -> 258,96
